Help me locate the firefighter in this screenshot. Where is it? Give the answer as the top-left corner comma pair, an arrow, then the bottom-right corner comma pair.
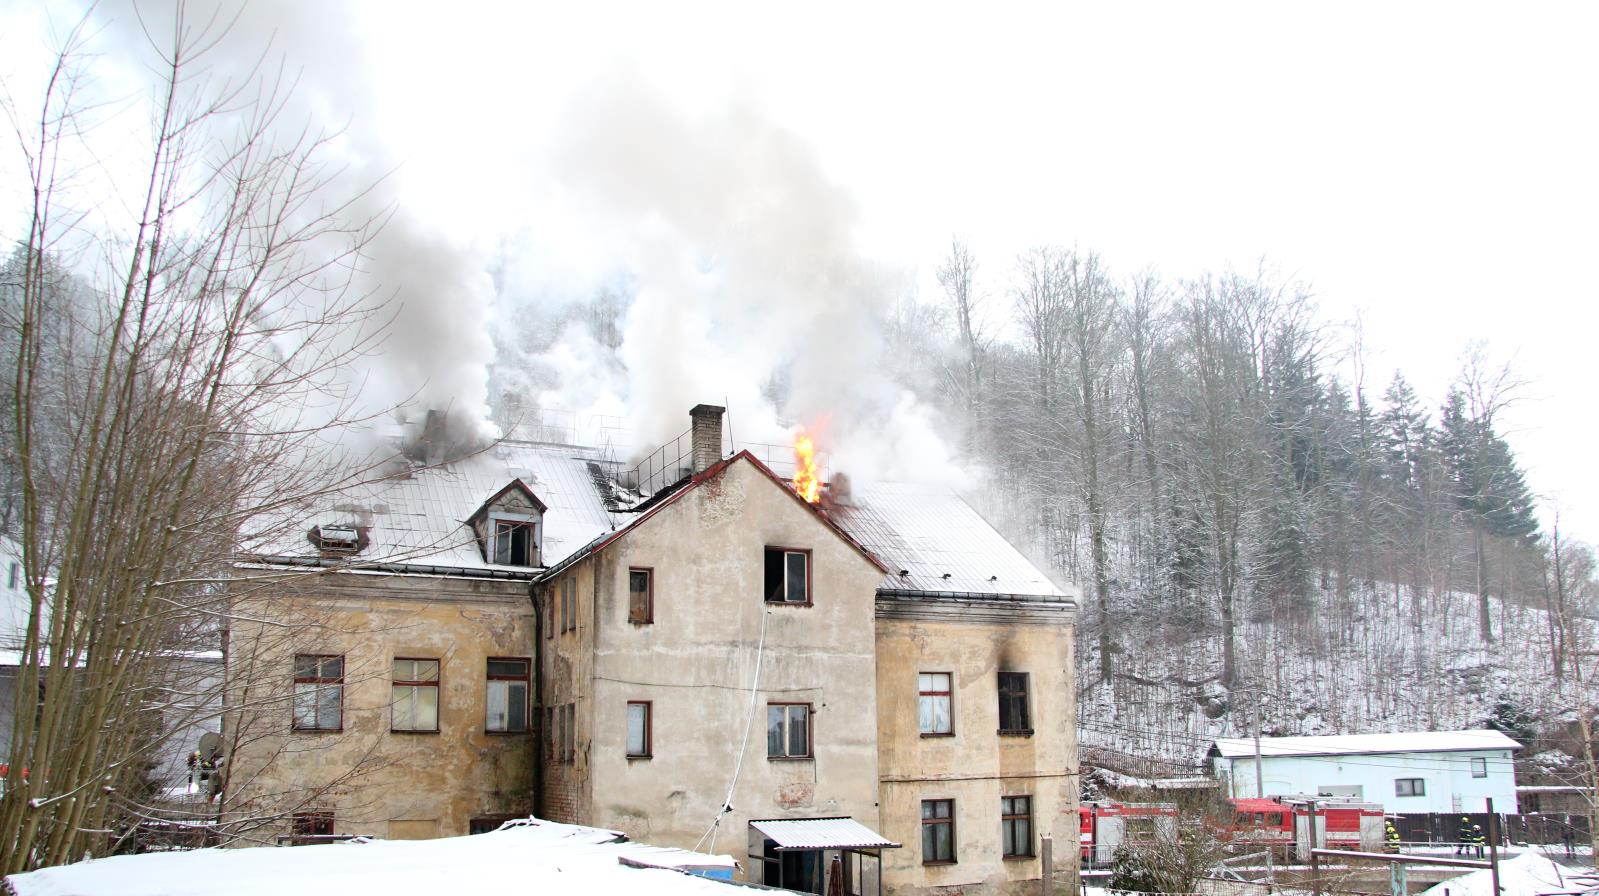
1385,821 -> 1401,852
1471,823 -> 1486,859
1456,816 -> 1473,855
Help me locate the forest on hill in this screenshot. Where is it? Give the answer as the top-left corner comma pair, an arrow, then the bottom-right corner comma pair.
869,241 -> 1597,783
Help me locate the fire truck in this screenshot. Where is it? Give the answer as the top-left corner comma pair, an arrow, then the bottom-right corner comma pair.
1223,796 -> 1386,858
1079,796 -> 1384,864
1078,801 -> 1179,866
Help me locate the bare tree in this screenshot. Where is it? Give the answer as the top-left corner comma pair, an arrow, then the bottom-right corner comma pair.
0,9 -> 397,871
935,237 -> 989,456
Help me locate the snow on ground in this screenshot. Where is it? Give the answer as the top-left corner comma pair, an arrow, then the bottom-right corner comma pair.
4,819 -> 737,896
1419,852 -> 1576,896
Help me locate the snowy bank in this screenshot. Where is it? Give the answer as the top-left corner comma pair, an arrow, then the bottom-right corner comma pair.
1419,853 -> 1576,896
4,819 -> 738,896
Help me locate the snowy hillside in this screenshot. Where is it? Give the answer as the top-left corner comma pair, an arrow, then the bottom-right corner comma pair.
1076,582 -> 1595,774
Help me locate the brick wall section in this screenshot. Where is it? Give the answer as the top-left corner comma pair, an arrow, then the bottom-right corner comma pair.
689,404 -> 724,474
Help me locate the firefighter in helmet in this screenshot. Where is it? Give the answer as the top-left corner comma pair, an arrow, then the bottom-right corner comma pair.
1385,821 -> 1401,852
1456,816 -> 1473,855
1471,823 -> 1486,858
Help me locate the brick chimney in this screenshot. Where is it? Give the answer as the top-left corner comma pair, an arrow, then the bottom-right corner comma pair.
689,404 -> 725,474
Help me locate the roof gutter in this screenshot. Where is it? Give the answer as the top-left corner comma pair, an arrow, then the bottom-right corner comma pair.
240,555 -> 542,582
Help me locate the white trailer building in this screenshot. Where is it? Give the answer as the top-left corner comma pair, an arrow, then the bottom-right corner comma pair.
1208,730 -> 1521,814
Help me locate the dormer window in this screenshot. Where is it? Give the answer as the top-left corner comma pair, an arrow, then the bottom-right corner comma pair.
493,520 -> 535,566
470,479 -> 547,568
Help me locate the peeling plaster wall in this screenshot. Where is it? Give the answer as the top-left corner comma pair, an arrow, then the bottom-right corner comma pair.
225,571 -> 536,841
875,613 -> 1079,895
564,459 -> 887,876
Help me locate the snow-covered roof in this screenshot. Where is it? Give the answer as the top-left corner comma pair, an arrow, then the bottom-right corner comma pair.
1211,729 -> 1522,759
4,819 -> 736,896
749,816 -> 900,851
247,440 -> 618,574
831,481 -> 1069,598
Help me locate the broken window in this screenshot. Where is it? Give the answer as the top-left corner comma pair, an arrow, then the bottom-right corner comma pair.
391,658 -> 440,732
921,799 -> 955,864
485,658 -> 529,733
764,547 -> 810,603
628,568 -> 653,624
766,703 -> 811,758
998,672 -> 1031,734
292,655 -> 343,731
918,672 -> 953,736
1002,795 -> 1033,858
626,701 -> 651,758
493,520 -> 534,566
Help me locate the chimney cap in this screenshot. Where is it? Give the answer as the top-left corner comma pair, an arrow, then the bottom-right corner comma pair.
690,403 -> 726,416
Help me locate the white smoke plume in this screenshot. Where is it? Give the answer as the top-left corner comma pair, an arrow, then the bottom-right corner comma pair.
520,72 -> 965,485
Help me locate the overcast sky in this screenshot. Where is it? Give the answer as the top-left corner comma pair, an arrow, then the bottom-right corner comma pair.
5,2 -> 1597,541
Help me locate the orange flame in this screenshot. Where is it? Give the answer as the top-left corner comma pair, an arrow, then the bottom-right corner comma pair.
793,431 -> 821,503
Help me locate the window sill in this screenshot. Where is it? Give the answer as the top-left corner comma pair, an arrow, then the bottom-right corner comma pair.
763,601 -> 813,607
484,729 -> 531,736
627,754 -> 651,761
920,732 -> 955,739
628,619 -> 654,626
922,860 -> 957,867
1004,853 -> 1035,861
391,729 -> 440,735
998,729 -> 1034,738
290,727 -> 342,734
767,755 -> 814,762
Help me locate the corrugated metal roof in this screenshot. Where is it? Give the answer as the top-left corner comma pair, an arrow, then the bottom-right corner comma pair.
1211,729 -> 1522,759
245,441 -> 618,573
831,482 -> 1070,598
749,817 -> 900,851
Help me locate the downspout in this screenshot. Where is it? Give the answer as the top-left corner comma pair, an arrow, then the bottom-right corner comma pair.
531,580 -> 544,819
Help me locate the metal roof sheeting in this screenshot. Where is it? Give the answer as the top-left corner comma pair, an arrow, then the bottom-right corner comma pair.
832,482 -> 1070,598
749,817 -> 900,851
1211,729 -> 1522,759
246,441 -> 617,573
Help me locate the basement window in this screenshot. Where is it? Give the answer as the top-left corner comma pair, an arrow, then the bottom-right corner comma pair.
764,547 -> 810,604
290,811 -> 335,846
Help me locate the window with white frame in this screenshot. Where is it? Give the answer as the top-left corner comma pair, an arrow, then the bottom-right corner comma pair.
767,703 -> 811,758
391,658 -> 440,732
919,672 -> 953,735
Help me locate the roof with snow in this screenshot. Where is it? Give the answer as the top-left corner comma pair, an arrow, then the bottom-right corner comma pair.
1210,729 -> 1522,759
830,481 -> 1069,598
245,440 -> 619,575
749,816 -> 900,851
3,819 -> 737,896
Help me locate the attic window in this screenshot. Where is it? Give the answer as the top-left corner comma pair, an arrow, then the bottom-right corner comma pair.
493,520 -> 535,566
312,525 -> 361,554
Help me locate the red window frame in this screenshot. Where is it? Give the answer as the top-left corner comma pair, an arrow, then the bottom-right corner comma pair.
626,700 -> 652,758
921,798 -> 956,864
291,654 -> 344,732
485,657 -> 530,733
919,671 -> 953,737
628,567 -> 654,624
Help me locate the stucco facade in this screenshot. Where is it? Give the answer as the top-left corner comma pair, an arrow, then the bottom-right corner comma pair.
875,598 -> 1078,895
225,571 -> 538,842
538,458 -> 887,863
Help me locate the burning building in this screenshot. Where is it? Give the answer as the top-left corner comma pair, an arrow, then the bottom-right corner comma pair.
225,405 -> 1079,894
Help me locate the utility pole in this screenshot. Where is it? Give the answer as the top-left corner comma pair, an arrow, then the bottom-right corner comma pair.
1255,687 -> 1276,891
1486,798 -> 1501,896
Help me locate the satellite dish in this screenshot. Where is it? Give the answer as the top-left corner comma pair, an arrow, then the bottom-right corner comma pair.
198,732 -> 224,763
